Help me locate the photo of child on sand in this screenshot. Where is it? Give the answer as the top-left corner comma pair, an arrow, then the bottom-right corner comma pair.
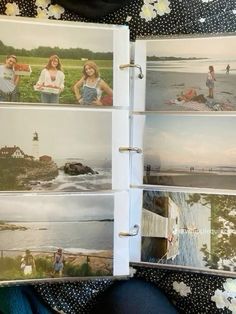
143,114 -> 236,190
141,190 -> 236,274
146,36 -> 236,111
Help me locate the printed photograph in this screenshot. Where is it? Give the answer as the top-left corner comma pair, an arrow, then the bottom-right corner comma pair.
146,36 -> 236,111
141,190 -> 236,274
0,18 -> 113,106
143,114 -> 236,190
0,194 -> 114,281
0,107 -> 112,192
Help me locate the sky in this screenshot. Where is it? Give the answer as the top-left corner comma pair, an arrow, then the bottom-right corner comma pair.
0,18 -> 113,52
144,115 -> 236,168
147,36 -> 236,59
0,107 -> 111,161
0,194 -> 113,221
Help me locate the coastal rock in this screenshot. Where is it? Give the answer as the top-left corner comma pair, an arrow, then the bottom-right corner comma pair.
64,162 -> 98,176
0,158 -> 59,191
0,222 -> 27,231
17,160 -> 59,189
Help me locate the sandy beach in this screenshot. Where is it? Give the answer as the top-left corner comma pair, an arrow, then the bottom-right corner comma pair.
146,71 -> 236,111
144,173 -> 236,190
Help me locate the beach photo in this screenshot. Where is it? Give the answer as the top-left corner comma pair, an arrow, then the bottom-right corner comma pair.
0,106 -> 112,192
146,35 -> 236,111
143,114 -> 236,189
0,17 -> 113,106
141,190 -> 236,275
0,194 -> 114,281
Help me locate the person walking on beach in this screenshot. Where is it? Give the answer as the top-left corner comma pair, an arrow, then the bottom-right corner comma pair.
35,55 -> 65,104
20,249 -> 36,276
206,65 -> 216,98
53,248 -> 64,277
0,55 -> 20,102
73,60 -> 113,106
146,164 -> 151,176
226,64 -> 230,74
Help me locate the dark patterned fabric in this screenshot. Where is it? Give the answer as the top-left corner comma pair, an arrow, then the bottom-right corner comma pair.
134,266 -> 234,314
34,279 -> 114,314
33,268 -> 236,314
0,0 -> 235,41
50,0 -> 133,18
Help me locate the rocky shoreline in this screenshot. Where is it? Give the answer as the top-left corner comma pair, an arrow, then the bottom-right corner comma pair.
18,160 -> 59,189
0,158 -> 59,190
0,222 -> 27,231
63,162 -> 98,176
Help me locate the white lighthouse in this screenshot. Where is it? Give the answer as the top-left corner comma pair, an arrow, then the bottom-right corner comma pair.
32,131 -> 39,160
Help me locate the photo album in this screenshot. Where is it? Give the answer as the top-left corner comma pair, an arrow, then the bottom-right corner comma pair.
129,37 -> 236,278
0,16 -> 235,284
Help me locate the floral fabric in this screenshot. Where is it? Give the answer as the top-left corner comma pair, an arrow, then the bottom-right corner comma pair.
134,267 -> 236,314
0,0 -> 235,41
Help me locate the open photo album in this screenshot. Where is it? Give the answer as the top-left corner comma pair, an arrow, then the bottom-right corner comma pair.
0,16 -> 235,284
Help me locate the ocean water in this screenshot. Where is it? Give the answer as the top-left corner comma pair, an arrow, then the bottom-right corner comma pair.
143,191 -> 211,268
27,157 -> 112,192
147,58 -> 236,74
0,221 -> 113,254
149,166 -> 236,176
169,193 -> 210,268
30,169 -> 112,192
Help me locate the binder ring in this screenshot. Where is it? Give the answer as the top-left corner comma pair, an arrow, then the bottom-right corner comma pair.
119,147 -> 142,154
119,224 -> 139,237
119,64 -> 144,79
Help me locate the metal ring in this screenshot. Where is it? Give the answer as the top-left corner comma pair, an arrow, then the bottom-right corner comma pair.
119,147 -> 142,154
119,224 -> 139,237
119,63 -> 144,79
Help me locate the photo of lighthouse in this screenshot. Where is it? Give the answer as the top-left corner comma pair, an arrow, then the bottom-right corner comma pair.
0,106 -> 112,192
32,131 -> 39,160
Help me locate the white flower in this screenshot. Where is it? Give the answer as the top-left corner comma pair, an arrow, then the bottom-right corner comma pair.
211,289 -> 230,309
52,307 -> 66,314
173,281 -> 191,297
153,0 -> 171,16
35,0 -> 51,9
48,4 -> 65,19
223,279 -> 236,298
139,0 -> 171,21
144,0 -> 156,4
202,0 -> 214,2
228,298 -> 236,314
129,266 -> 137,277
36,7 -> 49,19
125,16 -> 132,22
140,3 -> 157,21
5,2 -> 20,16
233,10 -> 236,15
199,18 -> 206,23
